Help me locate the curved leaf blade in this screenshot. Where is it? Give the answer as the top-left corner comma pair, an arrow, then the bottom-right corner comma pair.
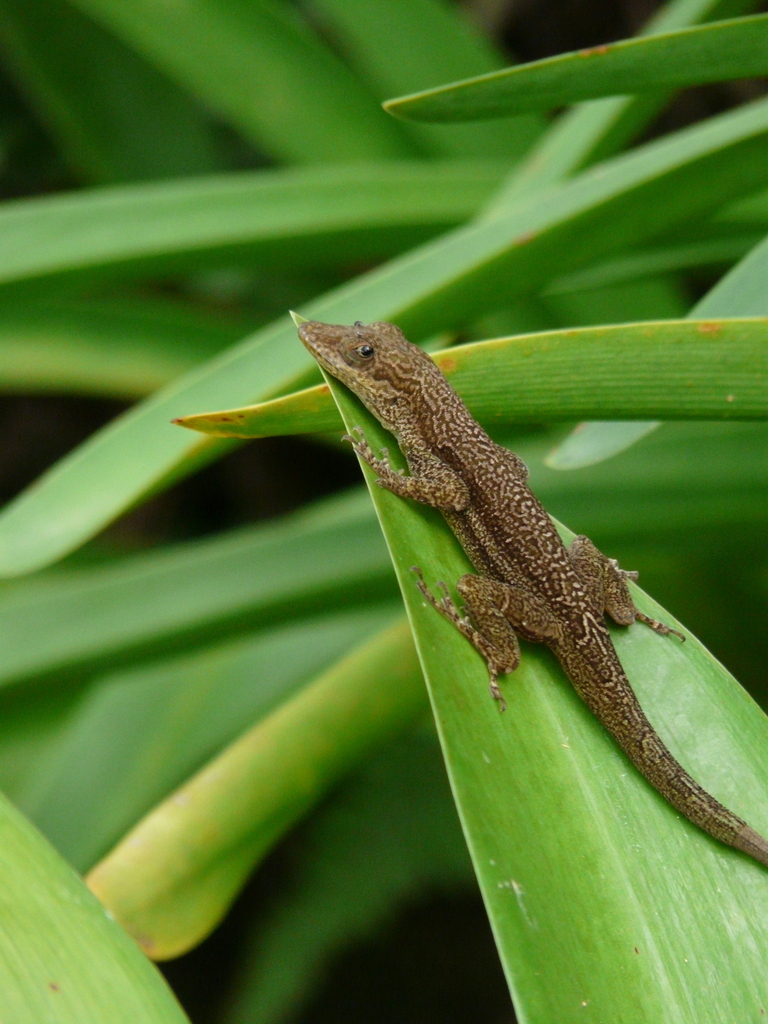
384,13 -> 768,122
308,0 -> 544,160
22,604 -> 395,871
547,228 -> 768,468
0,0 -> 222,184
68,0 -> 414,163
323,374 -> 768,1024
86,619 -> 427,960
0,298 -> 245,398
175,317 -> 768,438
0,488 -> 391,691
0,162 -> 505,291
483,0 -> 764,216
0,791 -> 189,1022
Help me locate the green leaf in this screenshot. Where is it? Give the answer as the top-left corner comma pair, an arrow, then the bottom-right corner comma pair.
0,790 -> 189,1021
21,604 -> 395,871
544,421 -> 663,470
0,488 -> 392,690
222,728 -> 473,1024
695,229 -> 768,316
542,274 -> 689,328
67,0 -> 414,163
529,421 -> 768,538
0,161 -> 505,292
4,95 -> 768,575
547,228 -> 768,468
482,0 -> 763,217
544,235 -> 760,295
323,374 -> 768,1024
86,618 -> 427,960
0,297 -> 245,398
175,318 -> 768,439
383,14 -> 768,122
0,0 -> 222,183
307,0 -> 544,159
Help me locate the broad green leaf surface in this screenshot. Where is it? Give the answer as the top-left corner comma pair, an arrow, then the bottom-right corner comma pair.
68,0 -> 414,164
175,318 -> 768,439
0,162 -> 505,291
324,376 -> 768,1024
0,488 -> 392,690
86,619 -> 427,960
0,0 -> 221,183
481,0 -> 762,217
4,97 -> 768,574
21,604 -> 395,871
547,228 -> 768,467
308,0 -> 544,159
384,14 -> 768,122
0,790 -> 189,1022
222,728 -> 473,1024
0,298 -> 245,398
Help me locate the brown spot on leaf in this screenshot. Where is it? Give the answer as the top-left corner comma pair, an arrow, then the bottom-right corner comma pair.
49,982 -> 59,992
580,44 -> 610,57
436,355 -> 457,373
514,230 -> 537,247
726,394 -> 735,402
697,321 -> 721,334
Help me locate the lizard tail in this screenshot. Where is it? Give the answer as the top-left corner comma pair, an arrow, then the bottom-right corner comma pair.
733,825 -> 768,868
557,637 -> 768,869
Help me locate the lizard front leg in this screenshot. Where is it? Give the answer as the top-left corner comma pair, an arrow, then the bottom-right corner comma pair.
344,427 -> 469,511
568,535 -> 685,641
413,569 -> 562,709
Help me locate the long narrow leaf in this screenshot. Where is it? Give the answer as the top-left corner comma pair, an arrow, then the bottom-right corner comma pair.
384,14 -> 768,122
0,792 -> 189,1021
0,161 -> 505,291
547,228 -> 768,467
308,0 -> 543,159
0,0 -> 222,183
86,619 -> 427,960
21,604 -> 395,871
323,372 -> 768,1024
0,298 -> 245,398
175,317 -> 768,439
482,0 -> 762,217
0,488 -> 392,690
67,0 -> 414,163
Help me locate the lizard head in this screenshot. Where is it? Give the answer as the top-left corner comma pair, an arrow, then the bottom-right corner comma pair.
296,319 -> 438,433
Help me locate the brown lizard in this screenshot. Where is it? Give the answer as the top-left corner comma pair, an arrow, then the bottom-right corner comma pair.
297,317 -> 768,868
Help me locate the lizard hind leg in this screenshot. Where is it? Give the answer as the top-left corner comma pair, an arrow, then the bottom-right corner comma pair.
568,535 -> 684,641
411,568 -> 521,710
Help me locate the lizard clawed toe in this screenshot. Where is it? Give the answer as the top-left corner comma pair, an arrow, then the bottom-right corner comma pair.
489,674 -> 507,712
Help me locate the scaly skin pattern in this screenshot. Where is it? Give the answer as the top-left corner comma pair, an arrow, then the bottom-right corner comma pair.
297,318 -> 768,868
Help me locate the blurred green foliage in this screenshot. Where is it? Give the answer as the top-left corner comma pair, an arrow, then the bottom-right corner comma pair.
0,0 -> 764,1021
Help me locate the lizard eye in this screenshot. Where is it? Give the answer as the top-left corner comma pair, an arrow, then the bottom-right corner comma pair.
355,343 -> 374,359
